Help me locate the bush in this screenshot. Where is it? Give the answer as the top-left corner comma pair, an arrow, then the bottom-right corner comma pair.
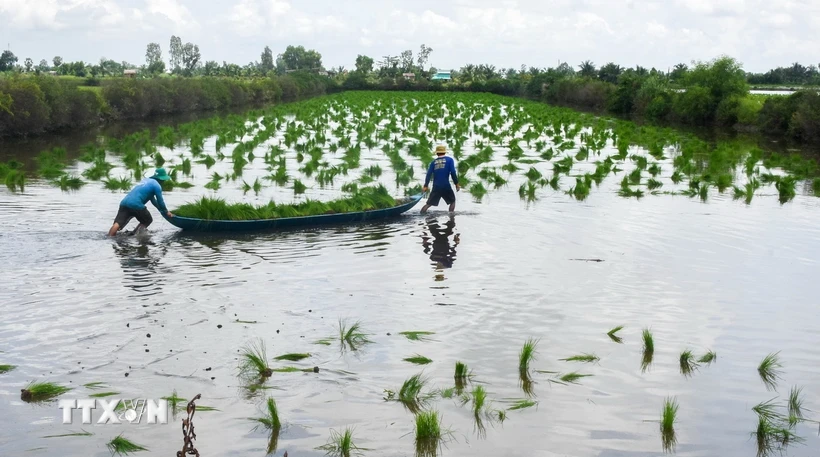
672,86 -> 714,125
788,91 -> 820,142
0,78 -> 51,136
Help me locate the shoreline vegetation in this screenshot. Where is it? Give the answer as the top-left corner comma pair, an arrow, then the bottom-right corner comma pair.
1,42 -> 820,146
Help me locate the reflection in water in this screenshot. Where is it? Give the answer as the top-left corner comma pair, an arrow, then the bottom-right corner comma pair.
111,235 -> 169,297
421,216 -> 459,273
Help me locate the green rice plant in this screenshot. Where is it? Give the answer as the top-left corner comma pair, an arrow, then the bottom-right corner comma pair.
271,366 -> 318,373
36,148 -> 67,179
4,169 -> 26,191
399,331 -> 435,341
43,429 -> 93,438
339,319 -> 372,350
560,353 -> 599,363
507,399 -> 538,411
753,398 -> 785,423
648,163 -> 662,177
525,167 -> 542,181
403,354 -> 433,365
273,353 -> 310,362
107,434 -> 147,455
414,410 -> 450,457
316,427 -> 365,457
238,338 -> 272,378
670,170 -> 683,184
438,387 -> 455,399
197,155 -> 216,169
787,386 -> 804,420
698,350 -> 717,365
557,372 -> 593,385
679,349 -> 700,377
469,182 -> 487,201
647,178 -> 663,190
293,179 -> 307,195
20,382 -> 72,402
758,352 -> 783,391
53,174 -> 85,191
82,381 -> 107,389
660,397 -> 678,453
313,338 -> 334,346
0,364 -> 16,374
471,385 -> 487,417
82,158 -> 114,181
103,176 -> 132,191
252,397 -> 282,430
641,328 -> 654,372
395,373 -> 431,413
89,391 -> 121,398
519,338 -> 538,380
628,167 -> 642,185
363,164 -> 382,178
607,325 -> 624,343
753,415 -> 803,457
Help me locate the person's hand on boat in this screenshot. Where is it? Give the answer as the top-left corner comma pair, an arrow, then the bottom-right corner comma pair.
167,212 -> 174,218
423,186 -> 429,193
455,184 -> 461,191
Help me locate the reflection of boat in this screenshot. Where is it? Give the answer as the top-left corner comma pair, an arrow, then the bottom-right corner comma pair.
161,194 -> 422,233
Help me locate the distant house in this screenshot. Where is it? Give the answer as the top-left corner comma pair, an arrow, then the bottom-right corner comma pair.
47,71 -> 58,76
123,69 -> 138,78
402,73 -> 415,81
431,71 -> 451,81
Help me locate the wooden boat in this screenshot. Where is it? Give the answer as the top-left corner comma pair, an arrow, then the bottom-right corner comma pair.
161,194 -> 423,232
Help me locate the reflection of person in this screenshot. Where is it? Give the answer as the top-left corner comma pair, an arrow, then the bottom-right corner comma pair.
421,145 -> 460,213
108,168 -> 174,236
111,238 -> 168,295
422,216 -> 460,269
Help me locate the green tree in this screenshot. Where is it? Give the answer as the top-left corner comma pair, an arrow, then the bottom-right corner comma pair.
280,45 -> 322,71
145,43 -> 164,74
578,60 -> 596,78
181,42 -> 201,76
24,58 -> 33,72
355,54 -> 374,74
37,59 -> 49,72
670,63 -> 688,81
399,49 -> 414,72
0,50 -> 18,71
53,56 -> 63,68
685,55 -> 748,102
417,44 -> 433,71
598,62 -> 622,84
202,60 -> 220,76
261,46 -> 274,73
169,35 -> 183,72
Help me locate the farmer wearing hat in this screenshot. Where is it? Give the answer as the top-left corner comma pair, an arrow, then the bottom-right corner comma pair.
107,168 -> 174,236
421,145 -> 460,213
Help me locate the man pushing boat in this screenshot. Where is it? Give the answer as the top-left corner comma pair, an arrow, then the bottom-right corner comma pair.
107,168 -> 174,236
420,145 -> 460,213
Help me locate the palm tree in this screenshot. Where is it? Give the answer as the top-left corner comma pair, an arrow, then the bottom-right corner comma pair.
578,60 -> 597,78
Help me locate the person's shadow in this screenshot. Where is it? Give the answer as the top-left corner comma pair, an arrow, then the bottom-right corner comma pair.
111,235 -> 169,297
421,215 -> 460,272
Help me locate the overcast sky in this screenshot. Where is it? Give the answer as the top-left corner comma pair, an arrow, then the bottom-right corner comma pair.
0,0 -> 816,72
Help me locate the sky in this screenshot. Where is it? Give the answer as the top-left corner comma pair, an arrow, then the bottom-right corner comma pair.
0,0 -> 816,73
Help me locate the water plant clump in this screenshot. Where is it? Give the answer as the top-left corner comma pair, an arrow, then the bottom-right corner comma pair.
252,397 -> 282,430
508,399 -> 538,411
173,185 -> 399,220
556,372 -> 594,385
20,382 -> 72,402
403,354 -> 433,365
519,338 -> 539,380
607,325 -> 625,343
679,349 -> 700,377
273,353 -> 311,362
641,328 -> 654,372
399,331 -> 435,341
53,174 -> 85,191
107,434 -> 148,455
316,427 -> 365,457
698,350 -> 717,365
0,364 -> 16,374
238,338 -> 273,378
758,352 -> 783,391
661,397 -> 678,453
414,410 -> 450,457
560,353 -> 600,363
338,319 -> 371,350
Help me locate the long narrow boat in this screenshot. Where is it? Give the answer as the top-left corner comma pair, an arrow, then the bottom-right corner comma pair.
161,193 -> 423,232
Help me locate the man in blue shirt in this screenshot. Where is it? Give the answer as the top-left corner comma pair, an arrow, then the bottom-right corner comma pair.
421,145 -> 460,213
107,168 -> 174,236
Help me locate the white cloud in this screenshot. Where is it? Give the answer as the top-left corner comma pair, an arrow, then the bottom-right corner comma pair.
646,21 -> 668,37
146,0 -> 197,30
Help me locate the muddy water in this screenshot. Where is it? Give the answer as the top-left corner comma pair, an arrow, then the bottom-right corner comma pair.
2,110 -> 820,457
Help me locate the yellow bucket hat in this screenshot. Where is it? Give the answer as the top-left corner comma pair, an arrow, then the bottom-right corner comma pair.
435,145 -> 447,155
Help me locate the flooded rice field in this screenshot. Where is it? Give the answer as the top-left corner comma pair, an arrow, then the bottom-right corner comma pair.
1,92 -> 819,457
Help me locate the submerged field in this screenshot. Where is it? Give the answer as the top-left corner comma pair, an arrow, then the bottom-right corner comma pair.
0,92 -> 819,457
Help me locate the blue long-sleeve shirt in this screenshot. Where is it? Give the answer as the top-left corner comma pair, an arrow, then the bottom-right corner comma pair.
424,156 -> 459,189
120,178 -> 168,213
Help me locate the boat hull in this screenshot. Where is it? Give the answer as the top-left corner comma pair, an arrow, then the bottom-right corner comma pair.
161,194 -> 422,232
